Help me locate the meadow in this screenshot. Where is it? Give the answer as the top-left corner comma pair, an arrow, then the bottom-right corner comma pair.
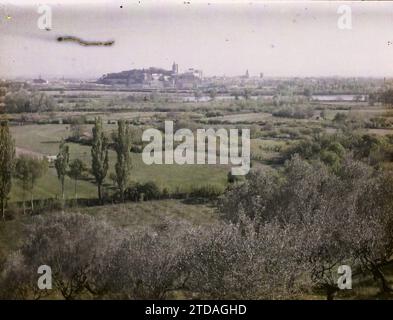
8,92 -> 393,203
9,123 -> 230,202
3,83 -> 393,300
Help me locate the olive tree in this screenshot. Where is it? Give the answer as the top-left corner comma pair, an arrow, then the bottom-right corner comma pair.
1,213 -> 118,300
219,154 -> 393,299
104,219 -> 193,299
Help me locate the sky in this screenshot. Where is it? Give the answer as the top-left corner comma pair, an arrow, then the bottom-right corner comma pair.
1,0 -> 393,79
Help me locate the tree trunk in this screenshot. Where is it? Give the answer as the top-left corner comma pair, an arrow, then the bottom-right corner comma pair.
1,199 -> 4,220
372,266 -> 391,293
62,181 -> 65,202
326,286 -> 337,300
98,184 -> 102,204
23,189 -> 26,215
30,191 -> 34,214
120,186 -> 124,203
74,179 -> 78,203
61,180 -> 65,212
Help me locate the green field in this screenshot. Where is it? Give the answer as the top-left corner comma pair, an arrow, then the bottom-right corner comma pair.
9,124 -> 230,202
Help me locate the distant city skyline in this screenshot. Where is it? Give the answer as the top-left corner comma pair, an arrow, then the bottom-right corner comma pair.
2,1 -> 393,79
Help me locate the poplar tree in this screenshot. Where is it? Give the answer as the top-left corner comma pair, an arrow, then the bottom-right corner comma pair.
91,117 -> 109,203
113,120 -> 132,202
0,121 -> 15,219
55,140 -> 69,203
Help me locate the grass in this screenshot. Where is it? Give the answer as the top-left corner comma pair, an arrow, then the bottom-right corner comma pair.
9,124 -> 230,202
0,199 -> 218,259
4,101 -> 393,299
9,101 -> 393,203
205,112 -> 272,123
74,199 -> 219,230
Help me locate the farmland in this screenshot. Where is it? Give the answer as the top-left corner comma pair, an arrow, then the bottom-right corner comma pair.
8,89 -> 393,204
9,123 -> 230,201
3,77 -> 393,300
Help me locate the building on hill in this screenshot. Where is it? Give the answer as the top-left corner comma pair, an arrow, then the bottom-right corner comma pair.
32,76 -> 48,84
174,68 -> 203,89
97,63 -> 203,89
97,67 -> 173,88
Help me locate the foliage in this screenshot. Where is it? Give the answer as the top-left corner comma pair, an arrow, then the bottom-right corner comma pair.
272,105 -> 314,119
54,141 -> 69,202
124,181 -> 161,202
219,155 -> 393,298
4,90 -> 55,113
189,184 -> 224,200
91,117 -> 109,203
68,159 -> 86,201
14,155 -> 48,214
0,121 -> 15,218
112,120 -> 132,202
0,213 -> 118,299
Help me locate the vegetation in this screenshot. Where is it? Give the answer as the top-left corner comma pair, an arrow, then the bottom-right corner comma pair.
91,117 -> 109,203
0,121 -> 15,219
112,120 -> 132,202
54,141 -> 70,204
2,79 -> 393,299
14,156 -> 48,214
67,159 -> 86,201
4,90 -> 55,113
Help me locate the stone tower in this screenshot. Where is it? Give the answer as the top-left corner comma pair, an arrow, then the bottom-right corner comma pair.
172,61 -> 179,75
245,69 -> 249,78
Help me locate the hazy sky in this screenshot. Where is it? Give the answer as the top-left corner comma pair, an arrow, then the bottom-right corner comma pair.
1,0 -> 393,79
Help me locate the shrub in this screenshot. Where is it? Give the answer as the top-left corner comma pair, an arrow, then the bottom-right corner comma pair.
189,184 -> 224,200
0,213 -> 119,299
124,181 -> 161,201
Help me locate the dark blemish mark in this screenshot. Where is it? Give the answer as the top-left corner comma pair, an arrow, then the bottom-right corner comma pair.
388,41 -> 392,46
57,36 -> 114,47
120,5 -> 123,8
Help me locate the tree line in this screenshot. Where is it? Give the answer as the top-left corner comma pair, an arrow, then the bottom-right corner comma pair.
4,89 -> 55,113
1,151 -> 393,299
0,117 -> 132,217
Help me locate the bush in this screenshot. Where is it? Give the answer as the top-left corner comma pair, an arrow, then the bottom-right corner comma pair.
0,213 -> 119,299
189,184 -> 224,199
272,106 -> 314,119
104,219 -> 193,299
0,214 -> 303,300
124,181 -> 161,201
219,155 -> 393,298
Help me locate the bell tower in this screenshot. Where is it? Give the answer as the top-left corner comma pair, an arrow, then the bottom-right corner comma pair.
172,61 -> 179,75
